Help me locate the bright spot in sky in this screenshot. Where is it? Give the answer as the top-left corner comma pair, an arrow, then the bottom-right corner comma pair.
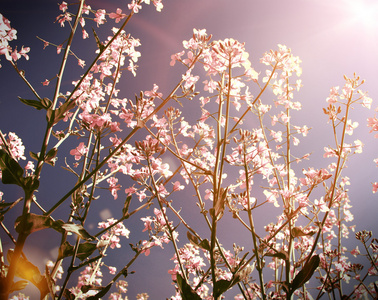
100,208 -> 112,220
346,0 -> 378,28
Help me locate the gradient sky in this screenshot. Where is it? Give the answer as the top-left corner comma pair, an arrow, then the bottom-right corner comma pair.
1,0 -> 378,298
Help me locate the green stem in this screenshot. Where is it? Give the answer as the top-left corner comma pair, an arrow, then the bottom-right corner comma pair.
45,50 -> 203,217
146,157 -> 188,282
243,144 -> 266,300
305,81 -> 355,265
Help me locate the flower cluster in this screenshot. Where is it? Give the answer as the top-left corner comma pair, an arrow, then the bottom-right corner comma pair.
0,13 -> 29,67
98,218 -> 130,249
140,208 -> 173,256
1,1 -> 377,299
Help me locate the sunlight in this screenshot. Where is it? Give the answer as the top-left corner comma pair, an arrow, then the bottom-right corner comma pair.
346,0 -> 378,28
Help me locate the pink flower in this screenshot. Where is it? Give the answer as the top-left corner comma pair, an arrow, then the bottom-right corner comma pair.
345,119 -> 358,135
358,89 -> 372,109
59,1 -> 68,12
109,8 -> 127,23
351,246 -> 360,257
42,79 -> 50,86
77,59 -> 85,68
172,181 -> 184,191
182,70 -> 199,89
152,0 -> 163,12
204,189 -> 213,200
70,142 -> 88,161
98,219 -> 130,249
82,29 -> 89,39
56,12 -> 72,27
6,28 -> 17,41
107,177 -> 121,200
10,48 -> 21,61
203,79 -> 217,93
1,132 -> 26,160
57,44 -> 63,54
183,51 -> 195,65
25,161 -> 35,176
127,59 -> 138,77
144,84 -> 163,98
270,130 -> 283,142
170,50 -> 185,66
59,2 -> 68,12
154,208 -> 166,226
94,9 -> 106,26
372,182 -> 378,193
141,216 -> 153,232
125,186 -> 136,196
128,1 -> 142,13
79,17 -> 85,27
9,293 -> 29,300
326,86 -> 339,103
108,266 -> 117,275
141,240 -> 152,256
294,125 -> 309,136
42,40 -> 49,49
108,293 -> 122,300
374,158 -> 378,167
367,116 -> 378,138
0,13 -> 12,32
323,146 -> 337,158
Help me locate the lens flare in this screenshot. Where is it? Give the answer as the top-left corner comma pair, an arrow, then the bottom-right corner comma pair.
347,0 -> 378,28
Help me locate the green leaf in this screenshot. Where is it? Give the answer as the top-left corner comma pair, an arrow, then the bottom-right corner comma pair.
29,151 -> 39,161
46,108 -> 54,124
187,231 -> 200,247
61,223 -> 95,241
45,147 -> 58,166
0,149 -> 24,187
23,175 -> 40,192
47,100 -> 76,125
292,227 -> 316,238
58,241 -> 97,261
214,274 -> 241,298
176,274 -> 201,300
52,130 -> 65,140
7,250 -> 49,298
62,288 -> 75,300
0,202 -> 14,215
53,100 -> 76,124
199,239 -> 211,251
86,283 -> 112,300
264,250 -> 288,261
92,27 -> 105,52
10,280 -> 29,292
50,219 -> 65,234
186,231 -> 210,251
57,241 -> 74,261
18,97 -> 46,110
76,242 -> 97,260
291,255 -> 320,293
15,213 -> 54,235
41,97 -> 52,109
281,281 -> 290,293
122,195 -> 132,217
212,187 -> 228,221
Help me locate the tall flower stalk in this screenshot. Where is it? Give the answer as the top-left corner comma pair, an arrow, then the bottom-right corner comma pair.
0,2 -> 377,300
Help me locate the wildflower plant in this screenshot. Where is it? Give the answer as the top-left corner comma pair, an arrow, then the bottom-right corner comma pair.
0,1 -> 377,299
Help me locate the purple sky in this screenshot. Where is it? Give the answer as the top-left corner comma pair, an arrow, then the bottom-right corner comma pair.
1,0 -> 378,298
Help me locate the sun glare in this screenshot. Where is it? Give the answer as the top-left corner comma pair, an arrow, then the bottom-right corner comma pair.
347,0 -> 378,28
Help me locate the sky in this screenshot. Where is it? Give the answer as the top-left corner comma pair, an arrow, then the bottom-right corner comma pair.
1,0 -> 378,298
